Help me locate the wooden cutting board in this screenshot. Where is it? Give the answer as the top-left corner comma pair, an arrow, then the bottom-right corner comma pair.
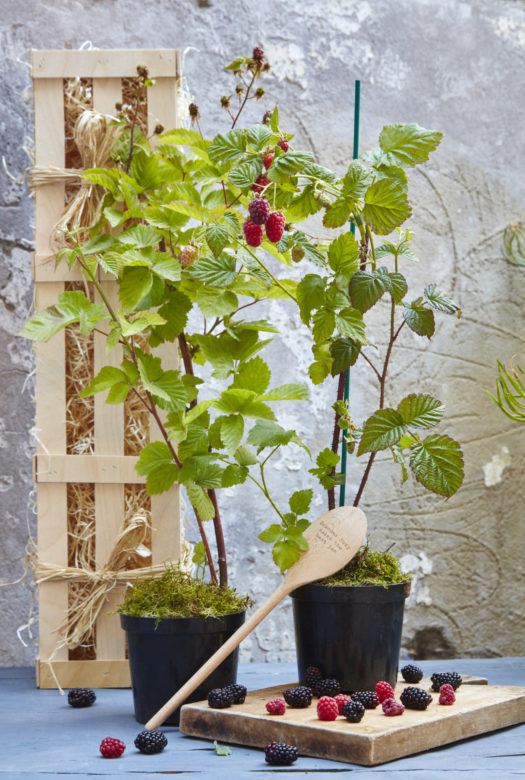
179,676 -> 525,766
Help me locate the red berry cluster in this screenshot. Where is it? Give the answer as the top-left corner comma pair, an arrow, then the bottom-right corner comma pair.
243,196 -> 286,247
99,737 -> 126,758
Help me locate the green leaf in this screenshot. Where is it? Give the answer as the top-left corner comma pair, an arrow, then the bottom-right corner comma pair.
258,524 -> 283,543
234,445 -> 258,466
184,399 -> 215,425
119,267 -> 153,312
289,488 -> 313,515
206,224 -> 230,257
247,419 -> 296,449
220,415 -> 245,452
151,371 -> 188,412
214,389 -> 275,420
150,290 -> 192,346
272,539 -> 302,573
208,129 -> 246,164
221,464 -> 248,487
348,269 -> 388,313
312,309 -> 335,343
330,338 -> 360,375
322,196 -> 353,229
335,308 -> 366,343
191,254 -> 236,286
342,160 -> 372,200
232,356 -> 271,394
186,482 -> 215,521
302,161 -> 336,183
357,408 -> 407,455
387,271 -> 408,303
119,224 -> 158,248
195,288 -> 239,318
378,123 -> 443,167
363,179 -> 412,235
158,127 -> 203,146
409,434 -> 464,497
224,56 -> 251,70
328,233 -> 360,277
135,442 -> 178,494
270,106 -> 279,132
80,366 -> 128,397
285,185 -> 321,223
213,741 -> 232,757
152,252 -> 182,282
82,234 -> 115,254
135,351 -> 170,401
424,284 -> 461,316
397,393 -> 444,428
247,124 -> 273,150
266,151 -> 314,183
228,159 -> 262,190
403,302 -> 435,338
83,167 -> 121,194
291,231 -> 325,266
260,383 -> 309,401
177,425 -> 209,459
296,275 -> 326,324
20,292 -> 104,341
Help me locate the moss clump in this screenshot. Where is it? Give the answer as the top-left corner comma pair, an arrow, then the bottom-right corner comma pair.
117,566 -> 250,619
319,546 -> 410,588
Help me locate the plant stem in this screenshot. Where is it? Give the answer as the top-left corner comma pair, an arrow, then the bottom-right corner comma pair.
328,372 -> 347,510
231,69 -> 257,128
192,505 -> 218,585
242,245 -> 297,302
208,489 -> 228,588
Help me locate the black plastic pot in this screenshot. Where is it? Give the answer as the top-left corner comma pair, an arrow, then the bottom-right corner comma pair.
121,610 -> 245,725
291,581 -> 410,692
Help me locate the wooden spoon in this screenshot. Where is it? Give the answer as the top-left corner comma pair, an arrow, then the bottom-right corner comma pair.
145,505 -> 367,730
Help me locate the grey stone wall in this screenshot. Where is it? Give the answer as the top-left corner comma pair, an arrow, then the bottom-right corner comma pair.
1,0 -> 524,667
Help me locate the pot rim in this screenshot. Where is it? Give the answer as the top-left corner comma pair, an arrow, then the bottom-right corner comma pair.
120,609 -> 246,635
290,580 -> 410,603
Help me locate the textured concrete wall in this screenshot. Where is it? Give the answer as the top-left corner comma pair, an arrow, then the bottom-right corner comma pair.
1,0 -> 524,667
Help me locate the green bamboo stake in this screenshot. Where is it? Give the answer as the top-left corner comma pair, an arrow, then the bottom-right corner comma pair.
339,79 -> 360,507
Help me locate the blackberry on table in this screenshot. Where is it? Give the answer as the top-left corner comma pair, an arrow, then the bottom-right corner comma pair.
207,687 -> 233,709
400,686 -> 433,710
316,678 -> 341,698
304,665 -> 323,691
67,688 -> 96,708
401,664 -> 423,683
283,685 -> 312,708
430,672 -> 462,692
265,741 -> 298,766
134,730 -> 168,754
341,700 -> 365,723
351,691 -> 380,709
224,683 -> 247,704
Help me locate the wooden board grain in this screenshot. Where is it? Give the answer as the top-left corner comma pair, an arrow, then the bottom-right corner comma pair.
179,678 -> 525,766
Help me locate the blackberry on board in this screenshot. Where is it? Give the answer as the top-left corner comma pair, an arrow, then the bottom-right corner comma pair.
401,664 -> 423,683
207,687 -> 233,709
224,683 -> 247,704
134,730 -> 168,754
316,678 -> 341,698
351,691 -> 380,709
430,672 -> 462,692
282,685 -> 312,708
341,699 -> 365,723
400,686 -> 433,710
67,688 -> 96,708
265,741 -> 298,766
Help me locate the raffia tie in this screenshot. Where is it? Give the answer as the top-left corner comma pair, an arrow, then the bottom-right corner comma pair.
30,514 -> 172,651
29,109 -> 123,252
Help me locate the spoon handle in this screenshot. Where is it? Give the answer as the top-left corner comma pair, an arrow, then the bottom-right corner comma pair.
145,581 -> 290,730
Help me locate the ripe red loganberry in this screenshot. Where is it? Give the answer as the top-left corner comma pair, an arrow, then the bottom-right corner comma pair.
439,684 -> 456,705
317,696 -> 339,721
375,681 -> 395,703
100,737 -> 126,758
382,698 -> 405,717
263,152 -> 274,169
334,693 -> 351,714
265,698 -> 286,715
277,138 -> 289,152
248,198 -> 270,225
265,212 -> 286,243
243,221 -> 264,247
252,175 -> 270,195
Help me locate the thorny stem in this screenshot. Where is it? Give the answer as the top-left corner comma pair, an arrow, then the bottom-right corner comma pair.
208,489 -> 228,588
328,372 -> 347,511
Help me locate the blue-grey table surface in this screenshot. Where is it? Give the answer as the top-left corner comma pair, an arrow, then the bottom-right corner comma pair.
1,658 -> 524,779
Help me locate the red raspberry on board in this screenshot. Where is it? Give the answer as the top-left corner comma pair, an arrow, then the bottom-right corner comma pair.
263,152 -> 274,169
248,198 -> 270,225
265,212 -> 286,243
243,221 -> 264,247
382,698 -> 405,716
266,698 -> 286,715
99,737 -> 126,758
375,681 -> 395,703
439,684 -> 456,705
252,175 -> 270,194
334,693 -> 351,714
317,696 -> 339,721
277,138 -> 289,152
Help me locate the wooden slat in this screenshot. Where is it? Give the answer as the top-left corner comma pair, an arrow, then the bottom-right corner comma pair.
36,658 -> 131,688
31,49 -> 180,79
34,454 -> 142,484
33,78 -> 65,253
148,75 -> 179,138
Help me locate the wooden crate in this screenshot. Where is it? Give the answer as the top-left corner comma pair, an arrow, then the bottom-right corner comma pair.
31,49 -> 182,688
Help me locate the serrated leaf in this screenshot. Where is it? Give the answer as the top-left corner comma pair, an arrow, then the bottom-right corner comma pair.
378,123 -> 443,167
424,284 -> 461,316
195,288 -> 239,318
357,408 -> 407,455
152,252 -> 182,282
391,443 -> 409,482
342,160 -> 372,200
119,224 -> 158,248
289,488 -> 313,515
258,524 -> 283,543
234,445 -> 258,466
208,129 -> 246,164
186,482 -> 215,521
387,271 -> 408,302
135,441 -> 178,494
82,167 -> 121,194
328,233 -> 360,277
322,196 -> 353,229
409,434 -> 464,497
221,463 -> 249,487
397,393 -> 444,428
292,231 -> 325,266
247,419 -> 295,448
330,338 -> 360,375
206,224 -> 230,257
118,267 -> 153,312
214,389 -> 275,420
363,179 -> 412,235
285,185 -> 321,223
21,291 -> 104,341
82,234 -> 115,254
221,415 -> 244,452
150,290 -> 192,347
403,302 -> 435,338
213,740 -> 232,757
228,159 -> 262,190
302,161 -> 336,182
296,274 -> 326,324
270,106 -> 279,132
272,539 -> 302,573
191,254 -> 236,286
80,366 -> 128,397
266,151 -> 314,183
335,307 -> 366,343
232,356 -> 271,393
312,308 -> 335,343
144,204 -> 190,230
247,124 -> 273,150
260,383 -> 309,401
